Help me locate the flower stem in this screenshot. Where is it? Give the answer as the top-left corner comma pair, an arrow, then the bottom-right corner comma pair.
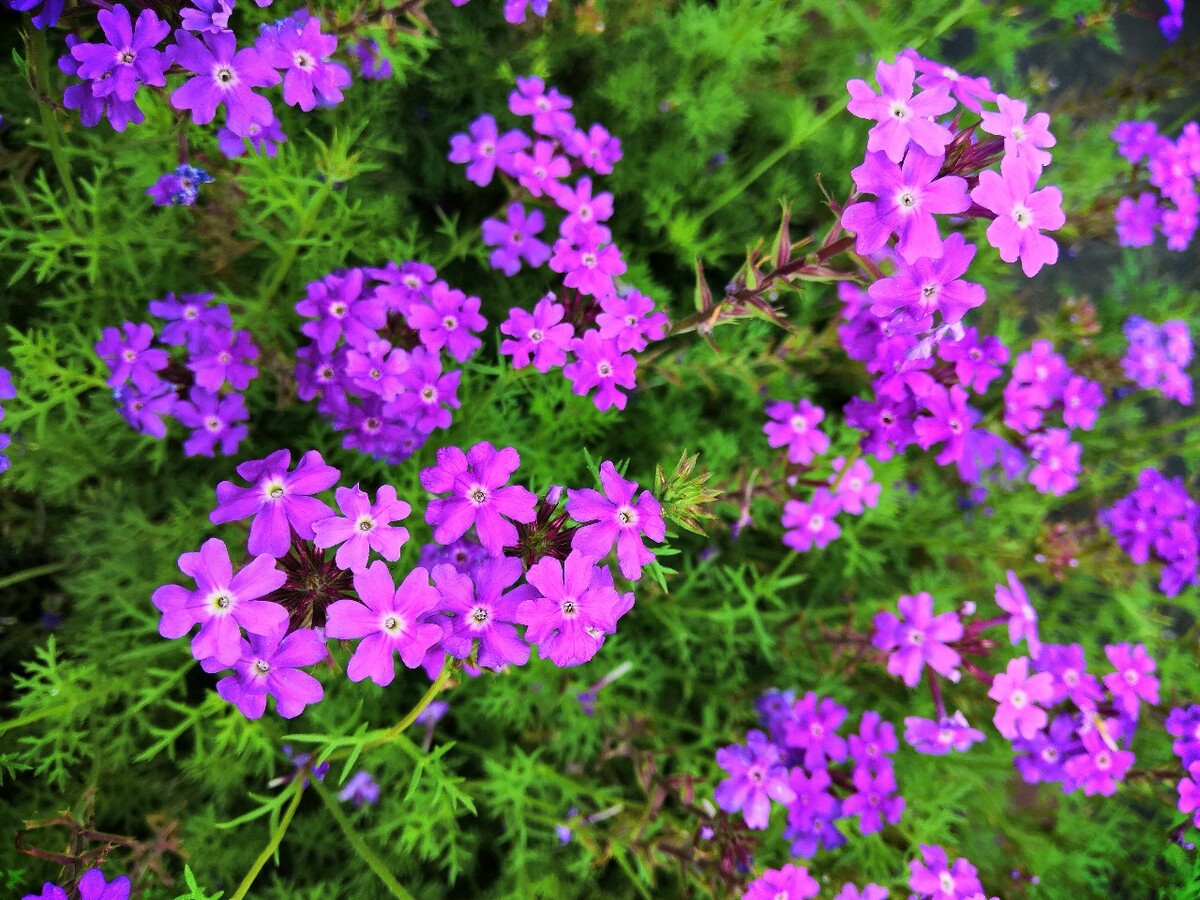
310,777 -> 415,899
0,560 -> 68,591
332,658 -> 458,761
229,779 -> 306,900
30,28 -> 83,219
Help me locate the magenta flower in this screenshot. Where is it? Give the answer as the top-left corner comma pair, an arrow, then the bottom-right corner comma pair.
214,626 -> 326,719
842,149 -> 970,264
988,656 -> 1054,740
566,123 -> 623,174
1036,643 -> 1104,708
841,766 -> 904,835
500,293 -> 575,372
1064,726 -> 1134,796
389,346 -> 462,433
312,484 -> 411,573
829,456 -> 881,514
431,557 -> 534,669
712,729 -> 795,830
566,460 -> 666,580
872,591 -> 963,687
764,399 -> 830,465
210,449 -> 340,557
325,562 -> 443,685
508,75 -> 574,136
980,94 -> 1056,171
152,537 -> 288,666
406,281 -> 486,362
515,551 -> 629,667
344,339 -> 407,400
563,331 -> 638,411
170,29 -> 280,136
781,488 -> 842,552
994,569 -> 1040,658
149,291 -> 229,348
913,384 -> 980,466
1111,121 -> 1160,164
1027,428 -> 1081,497
908,845 -> 983,900
482,202 -> 551,276
175,387 -> 249,457
115,382 -> 176,438
188,327 -> 259,391
447,113 -> 529,187
595,290 -> 668,353
832,884 -> 888,900
866,233 -> 986,334
549,231 -> 627,298
1114,193 -> 1161,248
903,711 -> 985,755
420,442 -> 538,555
1102,643 -> 1159,718
513,140 -> 572,197
180,0 -> 232,33
1178,761 -> 1200,826
783,692 -> 848,770
272,16 -> 350,111
743,864 -> 820,900
970,154 -> 1065,277
504,0 -> 551,25
69,5 -> 172,104
907,50 -> 996,111
549,176 -> 614,237
938,327 -> 1008,394
95,322 -> 169,390
296,268 -> 387,354
23,869 -> 132,900
845,55 -> 954,163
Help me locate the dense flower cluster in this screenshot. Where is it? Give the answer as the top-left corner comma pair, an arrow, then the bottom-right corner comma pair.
95,293 -> 256,454
152,445 -> 664,717
22,869 -> 130,900
448,76 -> 669,411
293,262 -> 482,463
1112,119 -> 1199,251
1121,315 -> 1193,403
1103,467 -> 1199,596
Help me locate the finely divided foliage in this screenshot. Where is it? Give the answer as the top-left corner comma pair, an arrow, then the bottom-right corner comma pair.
2,1 -> 1200,898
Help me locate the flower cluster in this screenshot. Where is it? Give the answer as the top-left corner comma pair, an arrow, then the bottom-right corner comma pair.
715,691 -> 904,860
450,0 -> 551,25
1112,119 -> 1199,251
95,293 -> 257,455
1121,315 -> 1193,404
147,163 -> 214,206
151,445 -> 665,717
56,3 -> 355,156
448,76 -> 669,411
293,262 -> 483,463
22,869 -> 130,900
1103,467 -> 1199,596
1169,705 -> 1200,830
0,367 -> 15,472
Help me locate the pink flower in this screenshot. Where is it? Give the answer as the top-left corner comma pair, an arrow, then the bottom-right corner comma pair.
872,591 -> 963,687
764,399 -> 830,465
970,155 -> 1065,277
500,293 -> 575,372
988,656 -> 1053,740
979,94 -> 1056,171
846,55 -> 954,163
312,484 -> 411,573
563,330 -> 637,411
781,488 -> 842,552
994,569 -> 1040,658
566,460 -> 666,580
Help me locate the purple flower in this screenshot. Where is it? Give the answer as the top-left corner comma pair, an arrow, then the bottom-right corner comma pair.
389,346 -> 462,433
147,164 -> 214,207
1013,712 -> 1078,784
904,50 -> 995,112
595,290 -> 668,353
712,729 -> 795,830
509,75 -> 574,136
339,770 -> 381,807
550,176 -> 614,237
149,292 -> 230,348
743,864 -> 819,900
1111,121 -> 1160,164
514,551 -> 630,667
842,149 -> 970,264
513,140 -> 572,197
1102,643 -> 1159,718
988,656 -> 1054,740
1115,193 -> 1162,247
447,113 -> 529,187
872,591 -> 963,687
482,202 -> 552,276
187,327 -> 259,390
566,460 -> 665,580
406,281 -> 486,362
563,331 -> 638,411
833,885 -> 889,900
170,29 -> 280,136
180,0 -> 233,33
431,556 -> 533,669
841,765 -> 905,835
22,869 -> 131,900
503,0 -> 551,23
848,709 -> 899,772
217,115 -> 287,158
979,94 -> 1055,170
312,484 -> 411,573
1160,0 -> 1185,41
1168,705 -> 1200,767
566,123 -> 623,174
210,449 -> 340,557
353,39 -> 392,80
550,230 -> 627,297
272,17 -> 351,110
846,55 -> 954,163
781,488 -> 842,551
214,626 -> 326,719
175,387 -> 249,457
903,711 -> 985,755
420,442 -> 538,555
70,5 -> 172,104
1061,375 -> 1104,431
344,339 -> 407,400
95,322 -> 169,390
939,328 -> 1009,394
152,537 -> 288,665
114,381 -> 177,438
908,844 -> 983,900
783,768 -> 844,857
764,399 -> 830,465
9,0 -> 65,29
1064,725 -> 1134,796
325,563 -> 443,685
783,691 -> 848,769
1036,643 -> 1104,709
867,233 -> 986,334
914,385 -> 980,466
500,293 -> 575,372
970,154 -> 1065,277
829,456 -> 881,514
1027,428 -> 1081,497
994,569 -> 1040,658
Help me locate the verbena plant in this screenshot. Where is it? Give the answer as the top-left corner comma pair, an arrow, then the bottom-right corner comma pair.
2,1 -> 1200,898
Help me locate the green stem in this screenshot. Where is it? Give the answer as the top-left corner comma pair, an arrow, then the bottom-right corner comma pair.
0,561 -> 68,592
229,779 -> 306,900
330,658 -> 457,761
310,778 -> 414,900
257,183 -> 333,305
30,28 -> 82,218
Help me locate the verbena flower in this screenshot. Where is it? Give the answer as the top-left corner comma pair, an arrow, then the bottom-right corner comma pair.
171,29 -> 280,136
405,281 -> 486,362
312,484 -> 411,573
338,770 -> 381,806
566,123 -> 623,173
742,864 -> 820,900
988,656 -> 1053,740
908,844 -> 983,899
764,399 -> 830,465
180,0 -> 233,34
566,460 -> 665,580
482,202 -> 551,276
95,322 -> 169,390
175,387 -> 249,457
22,869 -> 131,900
872,592 -> 962,687
147,164 -> 215,206
217,115 -> 288,158
210,449 -> 340,557
829,457 -> 881,514
149,291 -> 230,348
712,729 -> 794,829
70,5 -> 172,104
325,562 -> 443,685
500,293 -> 575,372
509,75 -> 574,136
595,291 -> 668,353
431,556 -> 533,669
970,155 -> 1065,277
903,712 -> 985,755
782,691 -> 848,770
846,55 -> 954,163
994,569 -> 1040,658
841,765 -> 904,835
188,326 -> 259,390
213,625 -> 326,718
271,16 -> 351,111
781,488 -> 842,551
833,885 -> 889,900
448,113 -> 529,187
783,767 -> 844,857
979,94 -> 1055,169
563,331 -> 637,411
866,233 -> 985,334
1102,643 -> 1159,718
